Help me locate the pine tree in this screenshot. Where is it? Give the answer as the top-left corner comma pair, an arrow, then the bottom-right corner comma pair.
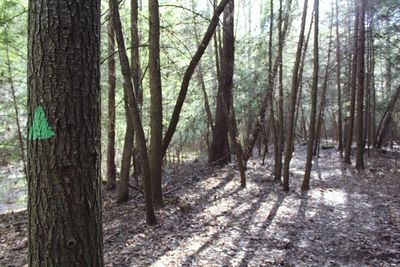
27,0 -> 104,264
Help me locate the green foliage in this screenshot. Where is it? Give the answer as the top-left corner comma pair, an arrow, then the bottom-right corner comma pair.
0,0 -> 27,165
0,0 -> 399,171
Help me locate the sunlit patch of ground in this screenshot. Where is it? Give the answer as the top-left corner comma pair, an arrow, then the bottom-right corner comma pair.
0,149 -> 399,266
0,163 -> 26,214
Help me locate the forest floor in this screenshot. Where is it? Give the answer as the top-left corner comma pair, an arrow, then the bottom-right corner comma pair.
0,147 -> 400,266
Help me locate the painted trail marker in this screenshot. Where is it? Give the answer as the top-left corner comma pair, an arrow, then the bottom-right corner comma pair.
29,106 -> 55,140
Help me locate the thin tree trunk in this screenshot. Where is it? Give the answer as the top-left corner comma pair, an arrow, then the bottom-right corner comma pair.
302,0 -> 319,191
197,55 -> 214,133
314,26 -> 333,157
314,16 -> 333,157
344,3 -> 360,164
262,121 -> 270,165
111,0 -> 156,224
118,0 -> 142,203
243,0 -> 293,164
131,0 -> 143,183
336,0 -> 344,154
162,0 -> 231,157
376,85 -> 400,148
192,1 -> 215,134
149,0 -> 163,208
365,11 -> 372,150
219,95 -> 246,187
118,117 -> 134,203
6,45 -> 27,180
198,66 -> 214,132
282,0 -> 308,191
266,0 -> 276,172
301,107 -> 308,140
276,0 -> 284,182
211,14 -> 222,161
106,9 -> 117,191
356,0 -> 365,170
370,17 -> 376,147
294,14 -> 314,152
271,101 -> 280,181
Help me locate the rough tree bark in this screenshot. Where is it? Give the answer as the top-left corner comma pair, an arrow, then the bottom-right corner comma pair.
209,0 -> 236,165
302,0 -> 319,191
111,0 -> 156,224
213,0 -> 245,186
27,0 -> 104,265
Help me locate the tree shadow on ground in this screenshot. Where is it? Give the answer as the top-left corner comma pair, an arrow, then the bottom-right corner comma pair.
2,149 -> 399,266
103,161 -> 253,266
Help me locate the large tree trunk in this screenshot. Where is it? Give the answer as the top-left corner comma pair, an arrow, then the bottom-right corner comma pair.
209,0 -> 237,165
111,0 -> 156,225
355,0 -> 366,170
106,7 -> 117,191
302,0 -> 319,191
149,0 -> 163,208
27,0 -> 104,265
213,0 -> 245,186
161,0 -> 231,157
282,0 -> 308,191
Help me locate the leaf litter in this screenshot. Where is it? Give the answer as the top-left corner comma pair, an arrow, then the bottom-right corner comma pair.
0,148 -> 399,266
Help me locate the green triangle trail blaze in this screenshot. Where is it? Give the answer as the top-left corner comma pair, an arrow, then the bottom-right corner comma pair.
29,106 -> 55,140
